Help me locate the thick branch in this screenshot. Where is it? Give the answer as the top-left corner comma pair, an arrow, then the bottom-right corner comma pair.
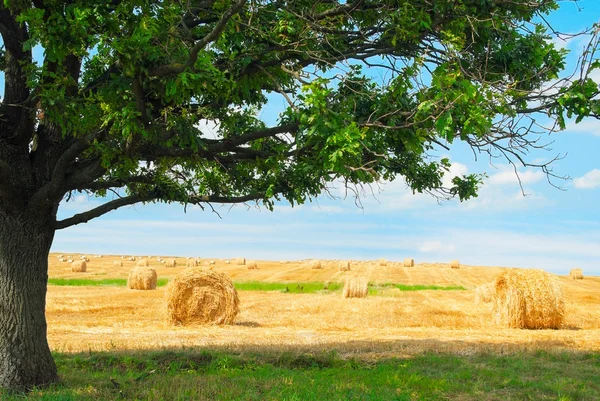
55,194 -> 153,229
55,188 -> 271,230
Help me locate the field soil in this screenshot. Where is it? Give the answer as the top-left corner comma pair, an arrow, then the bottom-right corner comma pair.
47,254 -> 600,358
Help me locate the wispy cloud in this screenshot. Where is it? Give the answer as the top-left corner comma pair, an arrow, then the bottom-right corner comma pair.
573,169 -> 600,189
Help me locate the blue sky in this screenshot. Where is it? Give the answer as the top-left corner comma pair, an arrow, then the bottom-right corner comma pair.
11,2 -> 600,274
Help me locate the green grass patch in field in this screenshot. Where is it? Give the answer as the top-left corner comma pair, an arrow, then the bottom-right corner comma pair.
48,278 -> 169,287
4,349 -> 600,400
368,283 -> 465,296
234,281 -> 343,293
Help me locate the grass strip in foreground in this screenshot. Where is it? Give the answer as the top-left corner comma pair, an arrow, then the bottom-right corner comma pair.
4,349 -> 599,400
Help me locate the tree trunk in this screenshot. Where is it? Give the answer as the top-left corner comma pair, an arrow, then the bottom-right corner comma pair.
0,212 -> 58,391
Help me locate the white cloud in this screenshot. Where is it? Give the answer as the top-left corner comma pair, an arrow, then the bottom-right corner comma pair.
418,241 -> 456,254
574,169 -> 600,189
487,168 -> 545,186
565,118 -> 600,136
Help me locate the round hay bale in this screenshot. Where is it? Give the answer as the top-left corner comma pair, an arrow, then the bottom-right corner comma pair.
492,269 -> 564,329
137,259 -> 149,267
166,268 -> 239,325
71,260 -> 87,272
450,260 -> 460,269
127,266 -> 158,290
403,258 -> 414,267
247,260 -> 258,269
378,259 -> 387,266
343,278 -> 368,298
338,261 -> 351,271
186,259 -> 199,267
113,260 -> 122,267
166,259 -> 177,267
235,257 -> 246,265
474,282 -> 494,303
308,260 -> 321,269
569,268 -> 584,280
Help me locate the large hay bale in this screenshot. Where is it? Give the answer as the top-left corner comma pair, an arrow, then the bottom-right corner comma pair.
569,268 -> 584,280
343,278 -> 368,298
492,269 -> 564,329
128,267 -> 158,290
378,259 -> 387,266
450,260 -> 460,269
166,268 -> 239,325
338,261 -> 351,271
166,259 -> 177,267
247,260 -> 258,269
71,260 -> 87,272
113,260 -> 122,267
403,258 -> 414,267
475,282 -> 494,303
308,260 -> 322,269
136,259 -> 149,267
235,257 -> 246,265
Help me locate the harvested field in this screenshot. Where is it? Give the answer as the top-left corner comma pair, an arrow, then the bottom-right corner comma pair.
46,254 -> 600,357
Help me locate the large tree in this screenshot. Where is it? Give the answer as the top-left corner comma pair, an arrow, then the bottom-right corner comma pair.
0,0 -> 598,391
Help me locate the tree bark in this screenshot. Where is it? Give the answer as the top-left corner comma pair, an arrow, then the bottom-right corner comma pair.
0,211 -> 58,391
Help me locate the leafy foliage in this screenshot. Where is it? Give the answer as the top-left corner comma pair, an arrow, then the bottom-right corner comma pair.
0,0 -> 598,225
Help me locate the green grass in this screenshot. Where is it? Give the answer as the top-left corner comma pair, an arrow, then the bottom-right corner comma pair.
47,279 -> 464,295
233,281 -> 343,293
4,349 -> 599,400
47,278 -> 169,287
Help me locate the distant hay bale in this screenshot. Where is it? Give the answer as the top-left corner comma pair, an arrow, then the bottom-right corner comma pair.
308,260 -> 322,269
225,260 -> 230,264
208,260 -> 216,265
570,268 -> 584,280
403,258 -> 414,267
338,261 -> 351,271
127,266 -> 158,290
492,269 -> 564,329
71,260 -> 87,272
137,259 -> 149,267
450,260 -> 460,269
378,259 -> 387,266
343,278 -> 368,298
113,261 -> 122,267
166,259 -> 177,267
166,268 -> 239,325
186,259 -> 199,267
475,282 -> 494,303
246,260 -> 258,269
235,257 -> 246,265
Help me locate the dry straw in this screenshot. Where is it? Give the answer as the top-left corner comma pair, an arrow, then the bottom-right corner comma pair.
235,257 -> 246,265
378,259 -> 387,266
492,269 -> 564,329
247,260 -> 258,269
450,260 -> 460,269
71,260 -> 86,272
137,259 -> 149,267
309,260 -> 322,269
338,261 -> 351,271
570,268 -> 584,280
186,259 -> 199,267
113,261 -> 122,267
166,268 -> 239,325
343,278 -> 368,298
403,258 -> 414,267
127,267 -> 158,290
474,282 -> 494,303
166,259 -> 177,267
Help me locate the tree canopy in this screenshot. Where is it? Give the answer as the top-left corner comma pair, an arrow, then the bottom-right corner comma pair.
2,0 -> 598,227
